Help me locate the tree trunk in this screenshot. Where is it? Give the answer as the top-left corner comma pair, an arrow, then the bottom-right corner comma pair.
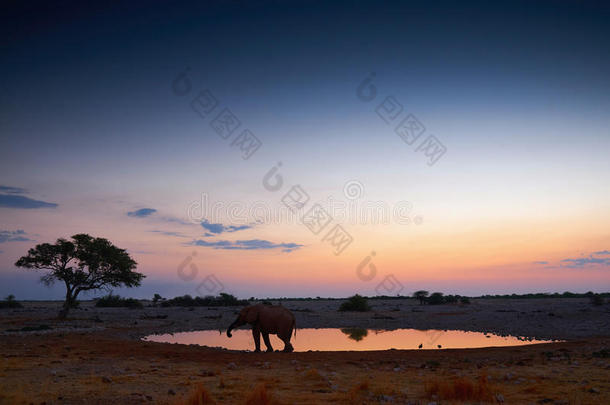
58,285 -> 76,320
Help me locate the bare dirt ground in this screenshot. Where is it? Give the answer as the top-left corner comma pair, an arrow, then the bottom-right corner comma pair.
0,298 -> 609,404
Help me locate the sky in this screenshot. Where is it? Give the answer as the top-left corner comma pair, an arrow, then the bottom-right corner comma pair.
1,0 -> 609,300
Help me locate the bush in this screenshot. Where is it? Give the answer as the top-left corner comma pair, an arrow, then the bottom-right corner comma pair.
460,296 -> 471,304
590,294 -> 605,306
444,294 -> 459,304
0,294 -> 23,309
95,294 -> 143,308
160,293 -> 249,307
427,292 -> 445,305
338,294 -> 370,312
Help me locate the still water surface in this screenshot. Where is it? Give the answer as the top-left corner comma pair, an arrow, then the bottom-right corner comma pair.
143,328 -> 553,351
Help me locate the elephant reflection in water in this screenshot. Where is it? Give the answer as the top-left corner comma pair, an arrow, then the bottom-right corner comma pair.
227,304 -> 296,352
340,327 -> 368,342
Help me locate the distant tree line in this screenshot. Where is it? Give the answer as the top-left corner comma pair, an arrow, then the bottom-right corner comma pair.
158,293 -> 249,307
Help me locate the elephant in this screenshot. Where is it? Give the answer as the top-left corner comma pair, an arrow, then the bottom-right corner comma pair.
226,304 -> 296,352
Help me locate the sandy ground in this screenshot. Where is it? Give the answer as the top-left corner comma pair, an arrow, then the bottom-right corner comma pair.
0,298 -> 609,404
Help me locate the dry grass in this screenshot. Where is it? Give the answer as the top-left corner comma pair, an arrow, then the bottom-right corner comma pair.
244,383 -> 281,405
303,368 -> 325,381
425,374 -> 496,401
175,384 -> 217,405
347,380 -> 370,402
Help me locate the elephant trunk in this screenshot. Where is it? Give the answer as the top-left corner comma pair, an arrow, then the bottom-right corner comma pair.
227,320 -> 238,338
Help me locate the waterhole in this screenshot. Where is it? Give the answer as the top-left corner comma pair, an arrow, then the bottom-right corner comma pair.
143,328 -> 554,351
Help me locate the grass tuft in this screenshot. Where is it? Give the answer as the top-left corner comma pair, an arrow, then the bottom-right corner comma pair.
425,374 -> 495,401
244,383 -> 280,405
175,384 -> 216,405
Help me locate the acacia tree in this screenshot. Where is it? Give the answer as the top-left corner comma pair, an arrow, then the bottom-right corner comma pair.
15,234 -> 145,319
413,290 -> 429,305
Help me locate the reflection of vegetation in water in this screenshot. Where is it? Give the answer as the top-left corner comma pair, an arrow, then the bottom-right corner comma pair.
340,328 -> 368,342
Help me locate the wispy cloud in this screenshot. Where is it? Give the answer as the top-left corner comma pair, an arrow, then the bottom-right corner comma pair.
192,238 -> 302,252
161,216 -> 193,226
0,230 -> 33,243
561,256 -> 609,268
148,230 -> 187,238
533,250 -> 610,269
0,194 -> 58,209
127,208 -> 157,218
200,219 -> 253,235
0,185 -> 27,194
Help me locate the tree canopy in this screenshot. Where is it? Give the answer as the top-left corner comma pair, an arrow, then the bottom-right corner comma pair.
15,234 -> 144,318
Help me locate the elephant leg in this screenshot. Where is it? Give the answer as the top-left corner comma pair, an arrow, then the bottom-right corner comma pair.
279,331 -> 294,352
262,332 -> 274,352
252,325 -> 261,352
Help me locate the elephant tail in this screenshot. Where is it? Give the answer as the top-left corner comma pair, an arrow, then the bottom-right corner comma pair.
292,318 -> 297,340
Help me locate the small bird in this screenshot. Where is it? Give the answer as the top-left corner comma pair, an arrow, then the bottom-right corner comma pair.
437,344 -> 442,349
418,343 -> 423,349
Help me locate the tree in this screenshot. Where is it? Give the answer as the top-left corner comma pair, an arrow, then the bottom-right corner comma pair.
15,234 -> 144,319
152,293 -> 164,306
413,290 -> 429,305
428,292 -> 445,305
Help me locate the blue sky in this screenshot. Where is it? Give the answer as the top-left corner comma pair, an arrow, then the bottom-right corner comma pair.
1,0 -> 609,299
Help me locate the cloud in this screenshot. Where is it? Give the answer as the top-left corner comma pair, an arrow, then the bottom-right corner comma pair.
127,208 -> 157,218
0,194 -> 58,209
533,250 -> 610,269
0,185 -> 27,194
192,238 -> 302,252
559,251 -> 610,268
200,219 -> 253,235
0,230 -> 33,243
561,256 -> 609,268
161,216 -> 193,226
148,230 -> 187,238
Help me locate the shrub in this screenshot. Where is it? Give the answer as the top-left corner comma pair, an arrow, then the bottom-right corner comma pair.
590,294 -> 605,306
339,294 -> 370,312
427,292 -> 445,305
460,296 -> 471,304
95,294 -> 143,308
0,294 -> 23,309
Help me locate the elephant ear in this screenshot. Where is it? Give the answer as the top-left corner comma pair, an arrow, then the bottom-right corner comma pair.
245,306 -> 259,323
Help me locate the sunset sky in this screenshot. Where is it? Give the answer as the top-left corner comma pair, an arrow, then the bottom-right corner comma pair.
1,0 -> 609,300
